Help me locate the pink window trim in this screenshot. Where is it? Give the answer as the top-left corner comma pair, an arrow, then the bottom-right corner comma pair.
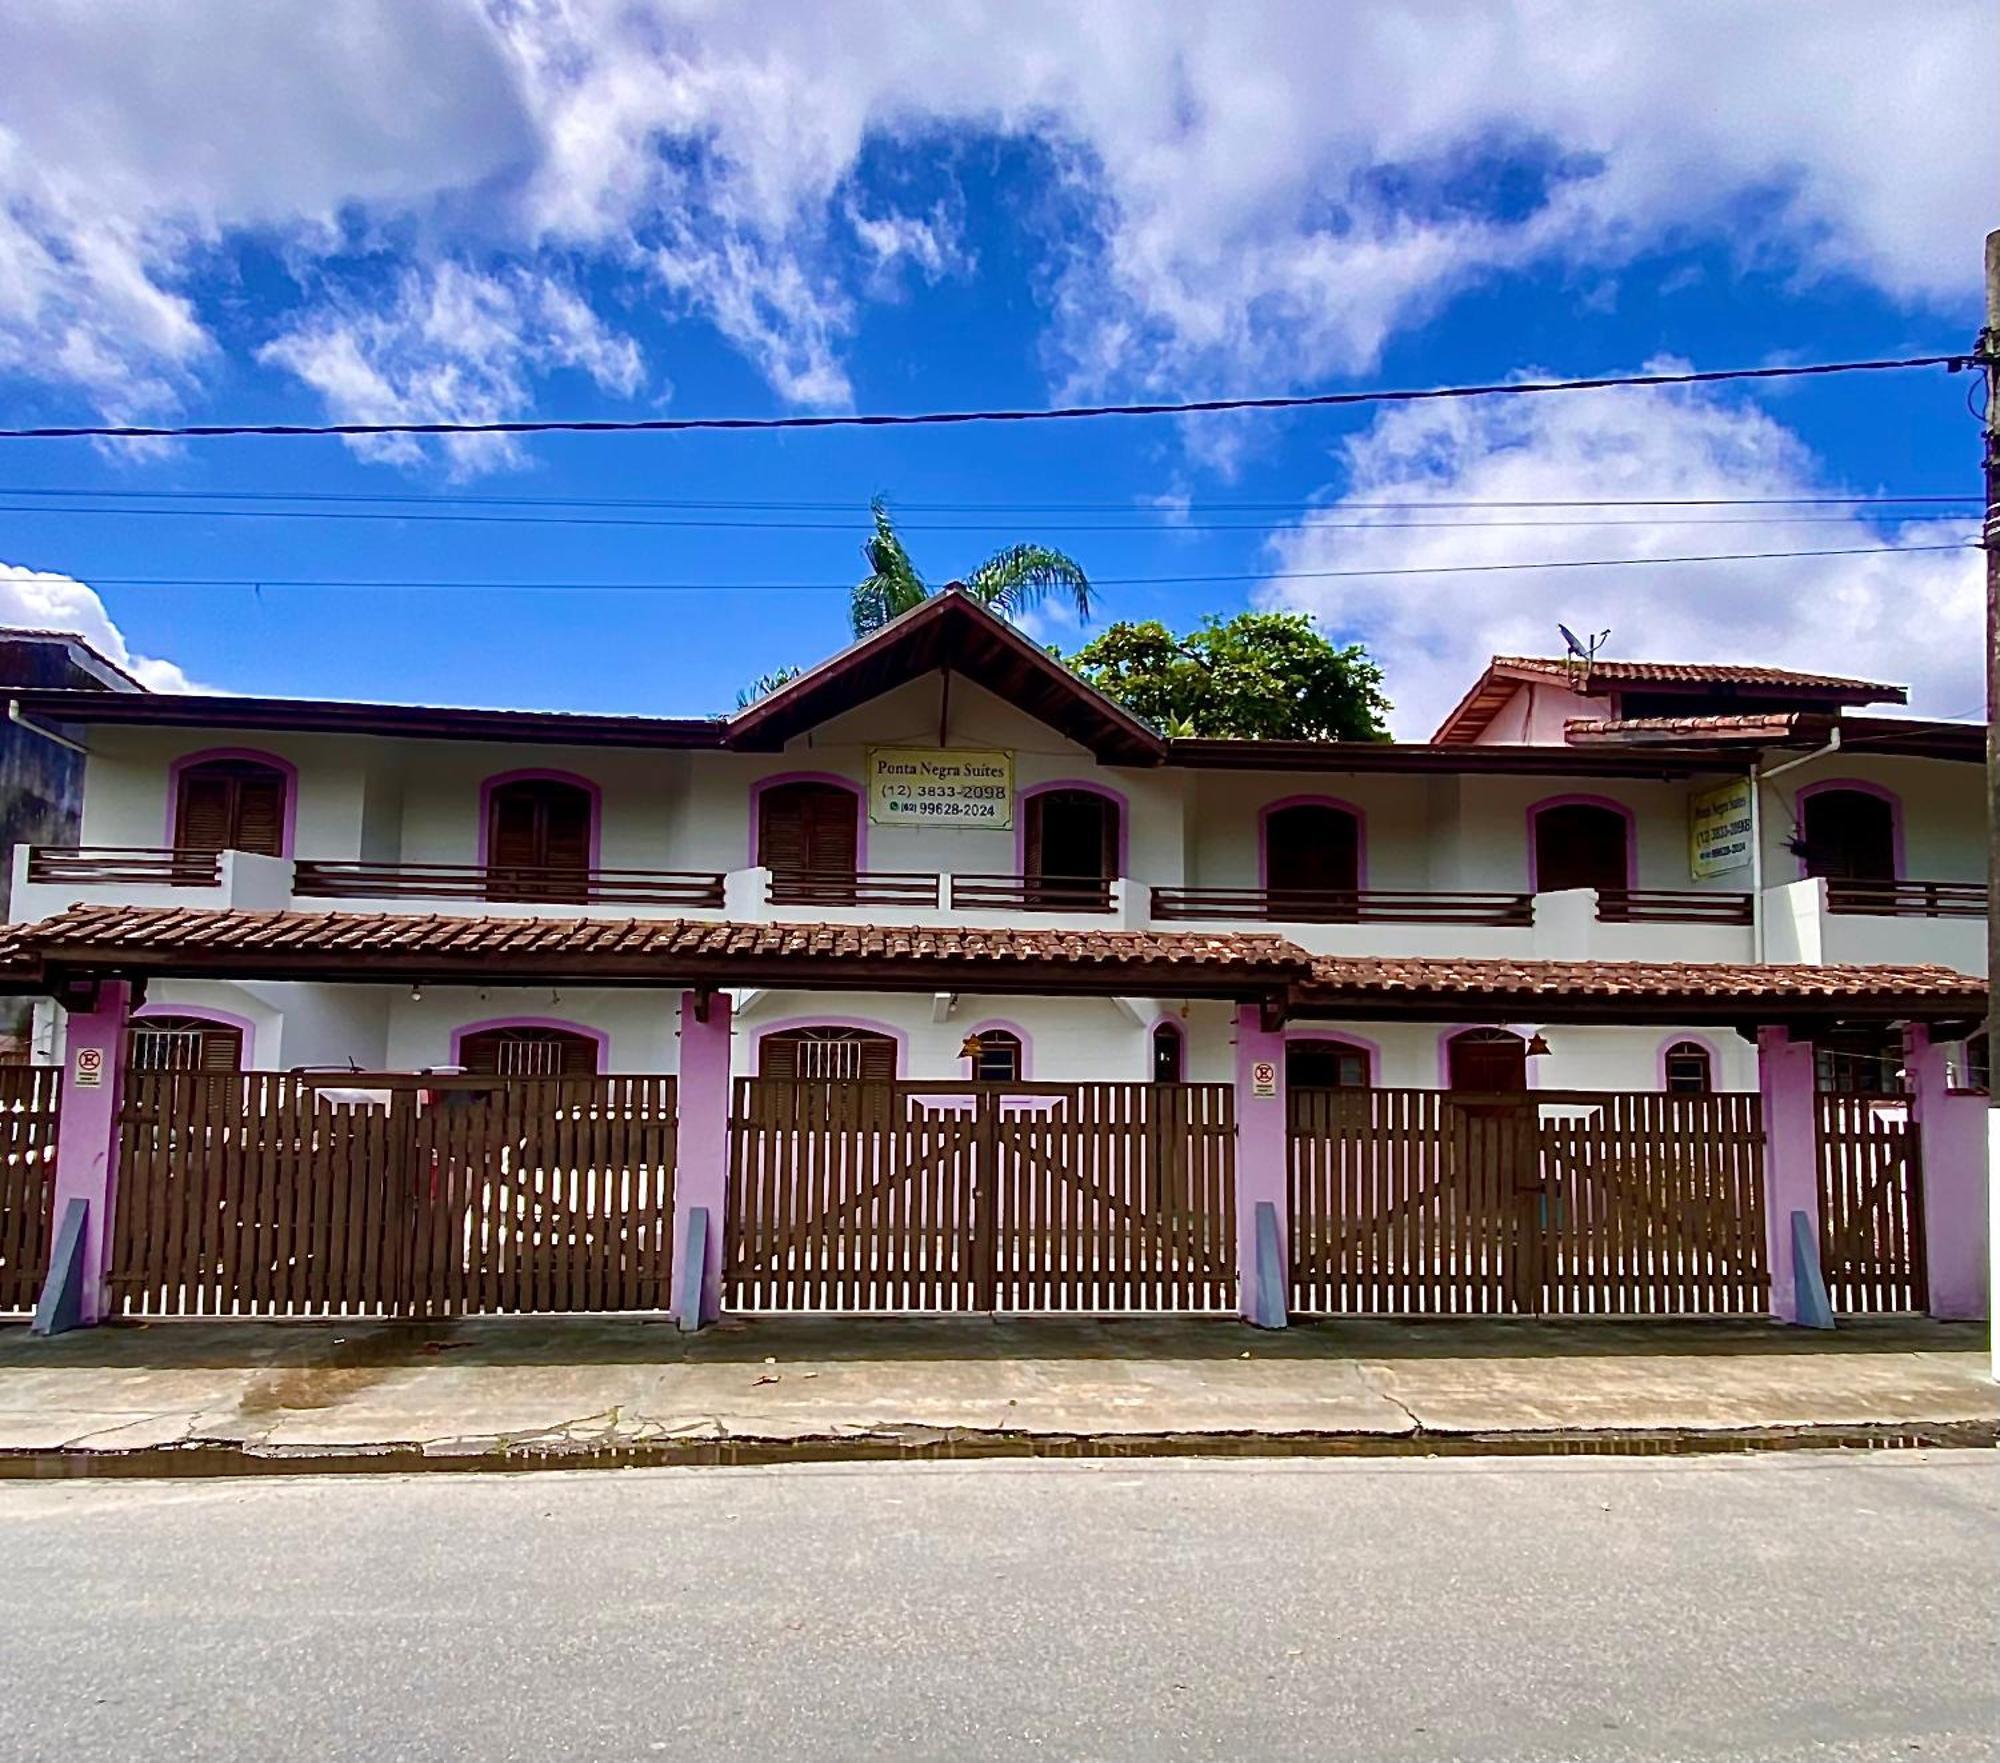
129,1002 -> 260,1068
1257,794 -> 1369,892
747,771 -> 867,871
1282,1026 -> 1380,1087
1014,779 -> 1131,879
448,1015 -> 610,1072
1657,1032 -> 1724,1093
476,768 -> 604,871
1524,792 -> 1639,893
1792,777 -> 1905,881
163,747 -> 300,858
961,1018 -> 1032,1080
750,1014 -> 907,1075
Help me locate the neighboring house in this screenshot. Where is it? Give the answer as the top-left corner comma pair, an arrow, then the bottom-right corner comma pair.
0,590 -> 1985,1328
0,629 -> 145,1057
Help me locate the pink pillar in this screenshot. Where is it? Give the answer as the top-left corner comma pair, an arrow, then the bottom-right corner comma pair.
1757,1025 -> 1820,1324
48,980 -> 133,1325
1904,1025 -> 1990,1322
671,990 -> 732,1324
1233,1003 -> 1288,1325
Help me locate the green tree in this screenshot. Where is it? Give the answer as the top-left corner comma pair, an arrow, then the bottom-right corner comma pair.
735,665 -> 803,709
1067,612 -> 1392,741
850,498 -> 1094,636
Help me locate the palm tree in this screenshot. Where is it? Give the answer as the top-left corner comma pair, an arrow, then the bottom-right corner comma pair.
849,498 -> 1094,636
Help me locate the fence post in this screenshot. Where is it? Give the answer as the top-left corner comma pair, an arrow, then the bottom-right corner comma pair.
1233,1003 -> 1288,1327
1757,1025 -> 1823,1325
43,980 -> 133,1328
671,990 -> 732,1326
1904,1024 -> 1990,1320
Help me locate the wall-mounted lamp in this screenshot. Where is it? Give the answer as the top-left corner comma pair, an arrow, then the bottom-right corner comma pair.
409,983 -> 423,1004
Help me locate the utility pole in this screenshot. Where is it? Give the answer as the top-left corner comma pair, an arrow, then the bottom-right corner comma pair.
1983,227 -> 1999,1380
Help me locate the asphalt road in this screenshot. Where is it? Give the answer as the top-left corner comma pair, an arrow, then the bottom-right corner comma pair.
2,1451 -> 1994,1762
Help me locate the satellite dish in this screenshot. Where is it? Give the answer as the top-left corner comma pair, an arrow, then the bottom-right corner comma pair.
1558,623 -> 1588,659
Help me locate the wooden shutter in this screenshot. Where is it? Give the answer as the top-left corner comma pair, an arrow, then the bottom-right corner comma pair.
758,1034 -> 801,1080
174,771 -> 236,852
1266,805 -> 1359,895
1447,1030 -> 1527,1093
541,791 -> 591,872
489,790 -> 542,870
758,783 -> 857,876
460,1027 -> 599,1077
858,1035 -> 895,1082
1801,790 -> 1895,880
487,780 -> 593,902
1533,804 -> 1628,893
231,774 -> 286,856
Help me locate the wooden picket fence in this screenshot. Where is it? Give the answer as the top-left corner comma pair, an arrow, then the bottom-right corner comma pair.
1289,1087 -> 1769,1316
1815,1092 -> 1926,1313
726,1079 -> 1236,1312
111,1072 -> 677,1317
0,1066 -> 61,1312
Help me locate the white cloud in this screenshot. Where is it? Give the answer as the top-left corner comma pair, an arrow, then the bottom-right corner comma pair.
1257,381 -> 1983,737
0,1 -> 1989,425
0,563 -> 201,692
258,263 -> 644,472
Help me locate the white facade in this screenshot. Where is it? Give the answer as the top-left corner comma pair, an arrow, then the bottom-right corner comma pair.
8,650 -> 1986,1091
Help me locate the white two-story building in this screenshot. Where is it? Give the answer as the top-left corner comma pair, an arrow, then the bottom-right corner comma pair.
0,591 -> 1987,1331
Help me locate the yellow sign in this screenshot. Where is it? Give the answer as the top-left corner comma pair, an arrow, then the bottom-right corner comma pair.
867,748 -> 1014,829
1689,777 -> 1754,879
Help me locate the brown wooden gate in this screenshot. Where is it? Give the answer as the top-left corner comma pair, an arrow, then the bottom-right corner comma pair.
111,1071 -> 677,1317
1815,1092 -> 1926,1313
726,1079 -> 1236,1312
1289,1088 -> 1768,1316
0,1066 -> 61,1312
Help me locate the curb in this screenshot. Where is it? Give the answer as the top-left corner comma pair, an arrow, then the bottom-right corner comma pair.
4,1418 -> 1994,1479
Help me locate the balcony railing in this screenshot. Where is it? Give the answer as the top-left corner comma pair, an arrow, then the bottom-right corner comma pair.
1595,888 -> 1754,926
1150,886 -> 1533,927
291,861 -> 726,908
951,873 -> 1116,913
25,845 -> 223,888
767,869 -> 942,908
1824,878 -> 1988,919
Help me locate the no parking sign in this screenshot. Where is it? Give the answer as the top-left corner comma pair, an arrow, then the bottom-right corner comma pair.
1250,1059 -> 1278,1098
73,1046 -> 105,1089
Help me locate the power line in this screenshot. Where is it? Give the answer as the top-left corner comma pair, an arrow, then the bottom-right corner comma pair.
0,500 -> 1977,535
0,353 -> 1967,442
0,484 -> 1979,512
53,541 -> 1976,594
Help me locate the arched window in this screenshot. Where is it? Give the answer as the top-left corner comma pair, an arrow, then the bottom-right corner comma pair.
1814,1027 -> 1903,1095
758,780 -> 860,899
759,1025 -> 896,1082
1151,1021 -> 1185,1084
173,757 -> 288,857
1798,788 -> 1896,881
1447,1027 -> 1527,1093
1531,800 -> 1629,894
1286,1038 -> 1371,1089
1264,802 -> 1361,913
126,1013 -> 244,1073
458,1025 -> 600,1077
963,1028 -> 1023,1083
486,777 -> 593,902
1662,1040 -> 1714,1094
1023,787 -> 1119,905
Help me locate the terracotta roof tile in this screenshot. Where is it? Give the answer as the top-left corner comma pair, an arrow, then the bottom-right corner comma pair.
1563,712 -> 1809,745
16,905 -> 1306,989
1298,954 -> 1983,1007
1496,656 -> 1901,694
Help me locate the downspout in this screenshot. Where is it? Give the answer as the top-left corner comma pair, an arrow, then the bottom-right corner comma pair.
7,699 -> 89,756
1753,728 -> 1842,963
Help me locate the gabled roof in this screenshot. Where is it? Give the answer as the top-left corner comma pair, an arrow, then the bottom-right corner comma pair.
1433,654 -> 1906,744
728,587 -> 1167,763
0,625 -> 149,693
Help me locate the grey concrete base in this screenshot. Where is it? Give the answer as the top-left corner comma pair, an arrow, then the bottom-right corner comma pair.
1,1314 -> 1991,1463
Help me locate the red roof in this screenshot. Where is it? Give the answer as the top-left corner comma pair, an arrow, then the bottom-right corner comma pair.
6,905 -> 1984,1024
1434,654 -> 1906,744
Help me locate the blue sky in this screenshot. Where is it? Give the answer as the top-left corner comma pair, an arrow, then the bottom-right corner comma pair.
0,2 -> 1990,735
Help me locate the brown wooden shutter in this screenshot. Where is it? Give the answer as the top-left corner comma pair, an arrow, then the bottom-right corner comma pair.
759,783 -> 857,876
1534,804 -> 1628,893
489,789 -> 543,870
199,1024 -> 244,1072
758,1034 -> 801,1080
541,791 -> 591,872
858,1035 -> 895,1082
232,774 -> 286,856
174,772 -> 235,851
1267,805 -> 1359,895
1023,793 -> 1045,878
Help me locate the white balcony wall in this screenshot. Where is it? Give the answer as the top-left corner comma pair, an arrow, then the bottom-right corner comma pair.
1764,877 -> 1983,976
1529,888 -> 1754,964
10,848 -> 293,924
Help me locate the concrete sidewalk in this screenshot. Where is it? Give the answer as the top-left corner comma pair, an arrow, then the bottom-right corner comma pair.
1,1313 -> 1992,1464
